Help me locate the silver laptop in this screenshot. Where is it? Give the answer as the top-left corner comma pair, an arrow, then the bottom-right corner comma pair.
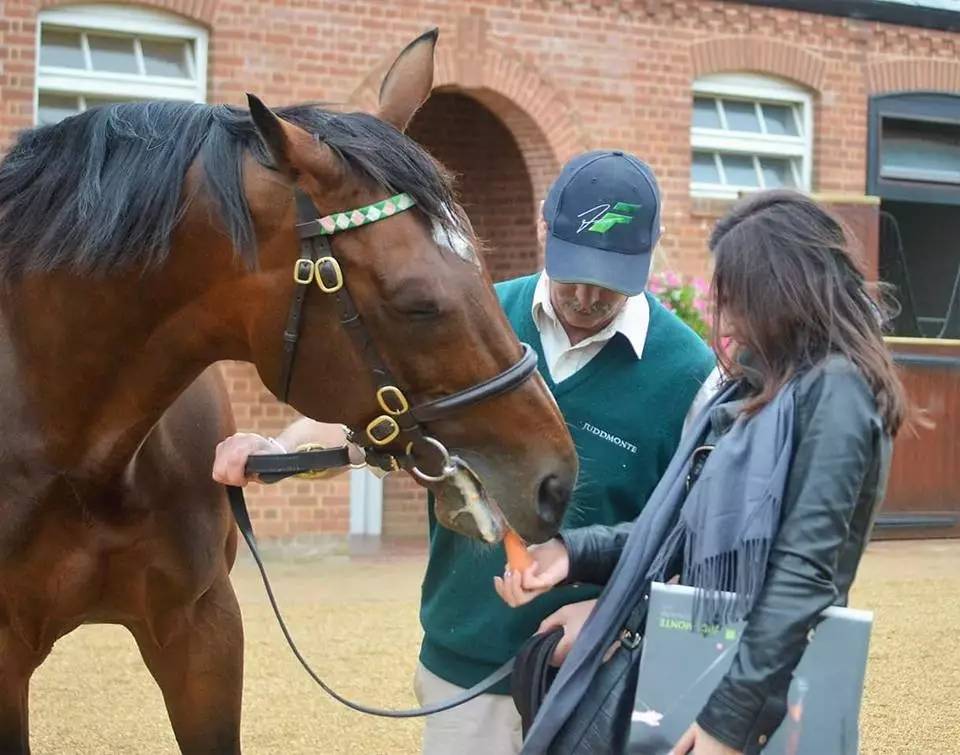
628,582 -> 873,755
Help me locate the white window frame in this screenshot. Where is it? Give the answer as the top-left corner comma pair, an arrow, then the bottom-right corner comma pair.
35,4 -> 208,124
691,73 -> 813,199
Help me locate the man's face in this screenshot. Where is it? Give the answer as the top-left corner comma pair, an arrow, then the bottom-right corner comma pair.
549,280 -> 627,333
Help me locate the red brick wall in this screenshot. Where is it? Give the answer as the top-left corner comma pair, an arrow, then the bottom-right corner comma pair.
3,0 -> 959,538
409,91 -> 540,284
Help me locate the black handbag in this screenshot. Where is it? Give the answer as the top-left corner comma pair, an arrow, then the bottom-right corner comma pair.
511,596 -> 649,754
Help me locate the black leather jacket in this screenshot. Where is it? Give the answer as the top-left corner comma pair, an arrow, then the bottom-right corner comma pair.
559,358 -> 892,754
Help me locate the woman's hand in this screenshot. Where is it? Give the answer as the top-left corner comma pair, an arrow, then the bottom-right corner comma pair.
493,538 -> 570,607
538,599 -> 597,666
670,723 -> 743,755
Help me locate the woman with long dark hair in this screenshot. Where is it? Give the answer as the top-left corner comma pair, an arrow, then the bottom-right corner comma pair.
496,189 -> 909,754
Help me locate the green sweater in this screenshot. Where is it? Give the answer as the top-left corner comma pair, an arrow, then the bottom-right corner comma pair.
419,273 -> 715,692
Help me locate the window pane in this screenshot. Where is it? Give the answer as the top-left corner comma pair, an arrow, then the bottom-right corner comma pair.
760,157 -> 796,188
88,34 -> 138,74
691,151 -> 721,183
692,97 -> 721,129
38,93 -> 81,125
881,118 -> 960,185
141,39 -> 190,78
723,100 -> 761,132
721,154 -> 759,186
761,103 -> 800,136
40,29 -> 85,69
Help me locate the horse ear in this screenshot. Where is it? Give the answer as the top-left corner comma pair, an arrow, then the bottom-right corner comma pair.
377,28 -> 437,132
247,93 -> 298,178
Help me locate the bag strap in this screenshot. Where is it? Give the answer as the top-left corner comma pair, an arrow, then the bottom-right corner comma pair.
512,627 -> 564,737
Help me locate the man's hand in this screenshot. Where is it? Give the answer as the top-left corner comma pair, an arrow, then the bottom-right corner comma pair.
538,599 -> 597,666
671,723 -> 743,755
493,537 -> 570,607
212,432 -> 277,486
212,420 -> 367,487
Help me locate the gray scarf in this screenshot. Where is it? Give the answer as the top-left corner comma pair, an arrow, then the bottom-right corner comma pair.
521,375 -> 798,753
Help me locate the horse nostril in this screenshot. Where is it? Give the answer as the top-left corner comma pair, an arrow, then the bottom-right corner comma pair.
536,475 -> 570,527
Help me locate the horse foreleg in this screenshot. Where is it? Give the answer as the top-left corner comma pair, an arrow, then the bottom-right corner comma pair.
0,628 -> 49,755
130,573 -> 244,755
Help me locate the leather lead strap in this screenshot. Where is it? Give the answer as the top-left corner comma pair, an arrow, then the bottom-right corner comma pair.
245,448 -> 351,483
227,481 -> 513,717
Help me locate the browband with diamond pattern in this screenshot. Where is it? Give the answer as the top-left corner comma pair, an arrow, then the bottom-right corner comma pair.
296,192 -> 415,239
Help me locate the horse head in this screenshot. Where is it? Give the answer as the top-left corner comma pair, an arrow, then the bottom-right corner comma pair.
239,30 -> 577,544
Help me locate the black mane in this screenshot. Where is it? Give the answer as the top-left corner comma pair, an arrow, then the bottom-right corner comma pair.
0,101 -> 459,279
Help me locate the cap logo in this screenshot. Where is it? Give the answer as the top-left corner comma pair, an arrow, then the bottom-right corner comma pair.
576,201 -> 642,234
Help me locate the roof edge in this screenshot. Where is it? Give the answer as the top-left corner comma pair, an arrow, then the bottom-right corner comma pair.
729,0 -> 960,33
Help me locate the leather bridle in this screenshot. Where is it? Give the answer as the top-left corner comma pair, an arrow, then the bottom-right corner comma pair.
278,188 -> 538,482
223,187 -> 543,719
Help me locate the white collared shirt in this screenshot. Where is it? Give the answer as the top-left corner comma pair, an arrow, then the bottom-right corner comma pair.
531,272 -> 649,383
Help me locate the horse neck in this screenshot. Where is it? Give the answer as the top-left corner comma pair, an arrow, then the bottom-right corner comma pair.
2,234 -> 250,481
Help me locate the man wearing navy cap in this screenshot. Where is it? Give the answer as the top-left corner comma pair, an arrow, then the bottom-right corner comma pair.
414,151 -> 716,754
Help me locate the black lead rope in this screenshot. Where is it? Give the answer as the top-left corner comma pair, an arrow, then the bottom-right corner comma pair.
225,451 -> 514,718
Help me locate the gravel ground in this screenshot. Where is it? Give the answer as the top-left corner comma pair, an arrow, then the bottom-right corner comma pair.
28,539 -> 960,754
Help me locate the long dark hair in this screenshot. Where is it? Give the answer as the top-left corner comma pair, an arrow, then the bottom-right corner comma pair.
710,189 -> 908,436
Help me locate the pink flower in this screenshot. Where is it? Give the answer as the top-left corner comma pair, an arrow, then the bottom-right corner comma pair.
664,271 -> 681,288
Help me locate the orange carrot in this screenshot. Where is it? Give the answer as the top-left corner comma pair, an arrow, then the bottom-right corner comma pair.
504,530 -> 533,572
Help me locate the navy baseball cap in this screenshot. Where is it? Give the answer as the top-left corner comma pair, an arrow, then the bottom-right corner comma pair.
542,150 -> 661,296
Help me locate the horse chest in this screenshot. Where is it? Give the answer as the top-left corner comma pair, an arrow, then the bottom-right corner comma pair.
0,475 -> 205,634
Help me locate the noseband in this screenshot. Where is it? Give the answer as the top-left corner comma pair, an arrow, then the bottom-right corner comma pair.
278,188 -> 538,481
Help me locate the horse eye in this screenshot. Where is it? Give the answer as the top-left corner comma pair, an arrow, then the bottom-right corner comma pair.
391,296 -> 441,320
385,278 -> 444,320
401,301 -> 441,319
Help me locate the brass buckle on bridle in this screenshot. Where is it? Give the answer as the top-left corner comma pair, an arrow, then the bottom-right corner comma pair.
290,442 -> 341,480
366,415 -> 400,446
315,256 -> 343,293
293,258 -> 315,285
376,386 -> 410,416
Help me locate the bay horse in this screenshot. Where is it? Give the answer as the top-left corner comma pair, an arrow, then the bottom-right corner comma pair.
0,30 -> 577,753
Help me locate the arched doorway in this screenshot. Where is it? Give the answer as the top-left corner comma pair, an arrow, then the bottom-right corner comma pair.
408,90 -> 540,282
